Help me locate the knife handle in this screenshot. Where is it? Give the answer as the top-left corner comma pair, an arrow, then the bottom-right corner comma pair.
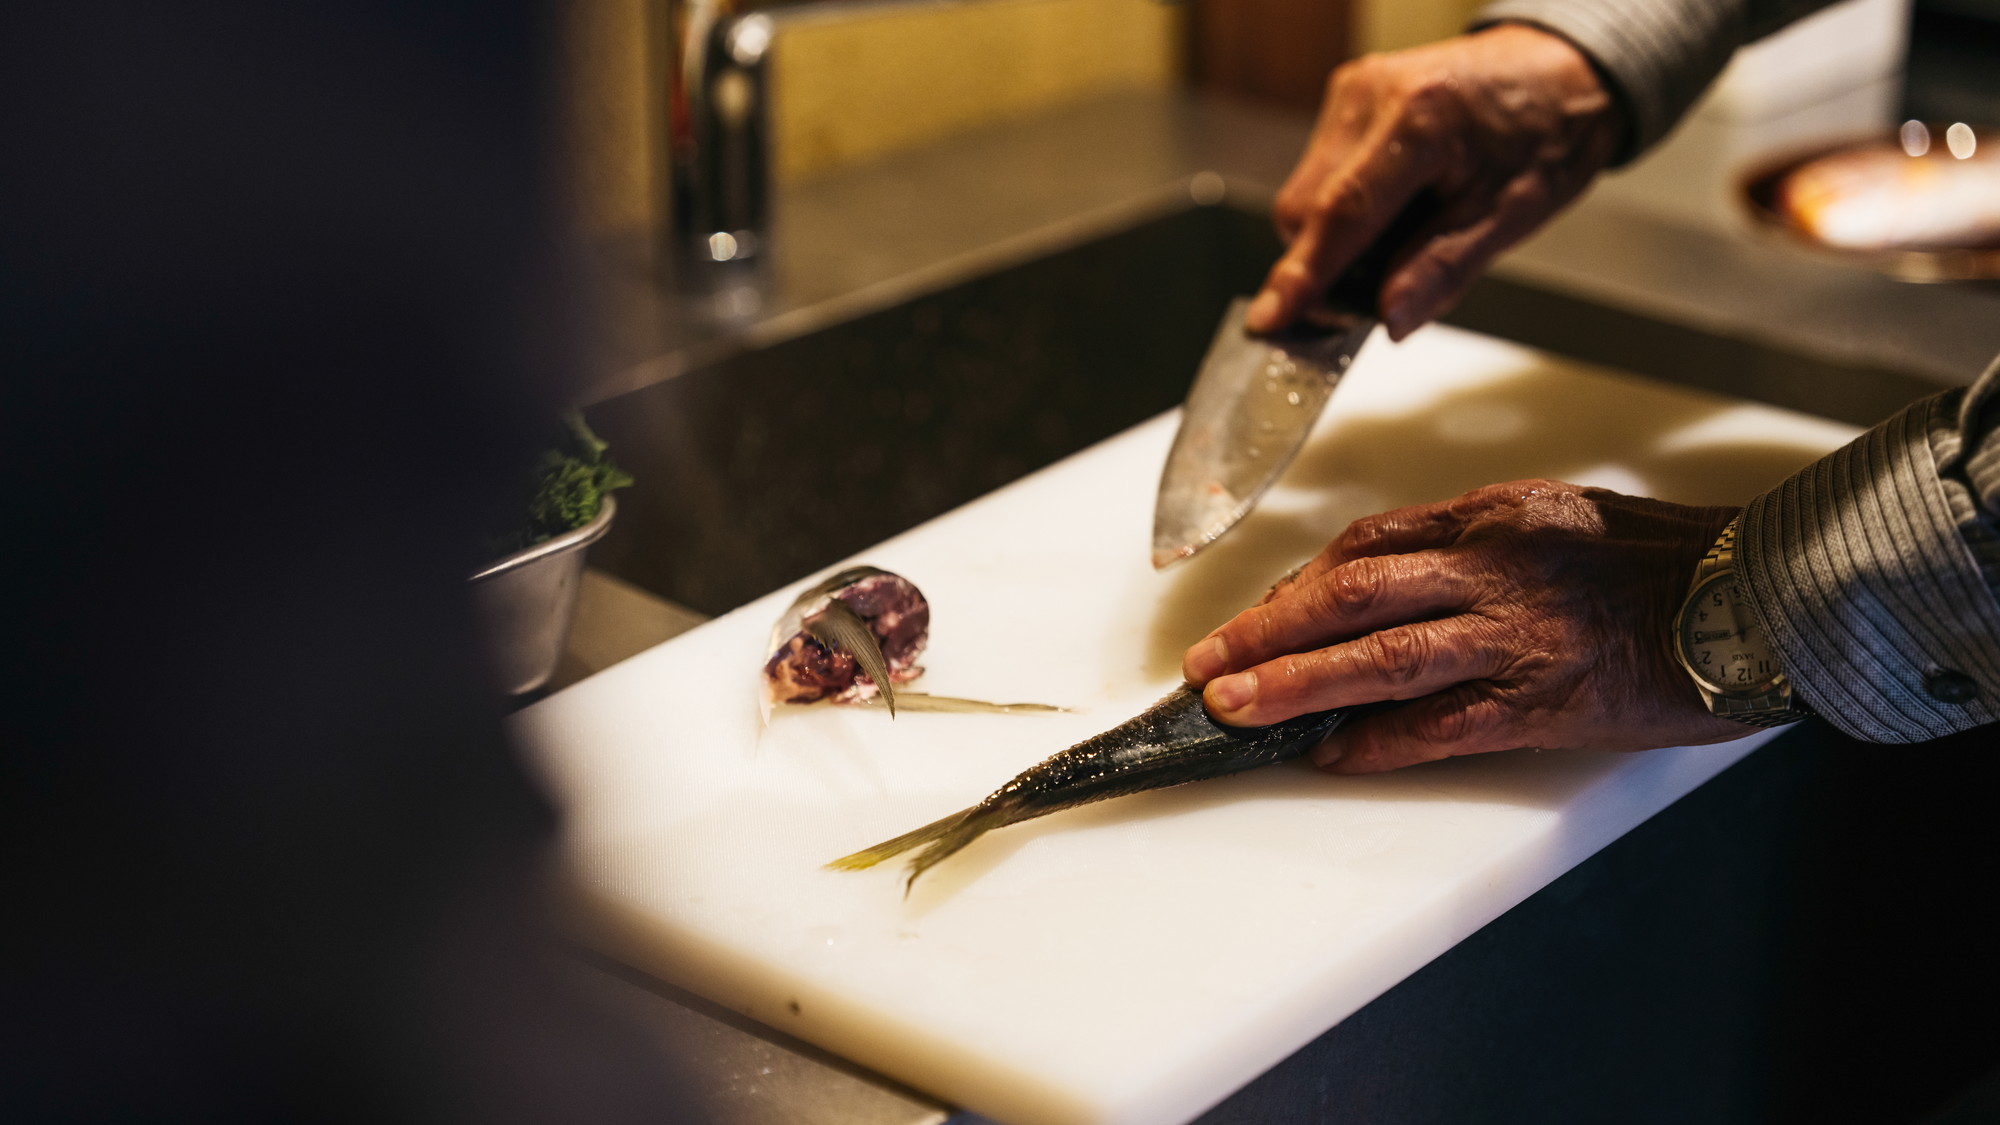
1321,189 -> 1444,319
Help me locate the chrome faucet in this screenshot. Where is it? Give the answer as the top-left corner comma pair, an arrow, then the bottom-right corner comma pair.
659,0 -> 773,289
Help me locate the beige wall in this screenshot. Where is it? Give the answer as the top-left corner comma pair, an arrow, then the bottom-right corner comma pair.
770,0 -> 1184,183
1353,0 -> 1485,55
560,0 -> 1183,242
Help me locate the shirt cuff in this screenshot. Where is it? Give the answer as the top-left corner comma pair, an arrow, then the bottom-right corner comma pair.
1737,393 -> 2000,742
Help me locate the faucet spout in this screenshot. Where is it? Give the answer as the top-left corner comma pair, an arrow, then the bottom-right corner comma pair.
659,0 -> 772,285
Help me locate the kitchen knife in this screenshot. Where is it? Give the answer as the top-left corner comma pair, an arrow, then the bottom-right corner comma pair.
1149,300 -> 1373,569
1150,197 -> 1435,569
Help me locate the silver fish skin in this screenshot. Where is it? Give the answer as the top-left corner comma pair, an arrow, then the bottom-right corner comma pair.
766,566 -> 898,658
830,684 -> 1348,890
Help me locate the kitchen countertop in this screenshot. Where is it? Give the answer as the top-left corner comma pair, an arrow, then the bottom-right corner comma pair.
550,88 -> 2000,1123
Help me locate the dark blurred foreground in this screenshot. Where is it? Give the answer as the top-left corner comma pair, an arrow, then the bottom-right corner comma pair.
1,3 -> 702,1120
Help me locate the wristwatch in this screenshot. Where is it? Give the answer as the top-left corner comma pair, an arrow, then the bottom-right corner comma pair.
1672,516 -> 1810,728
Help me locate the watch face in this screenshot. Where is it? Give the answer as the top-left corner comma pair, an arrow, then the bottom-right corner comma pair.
1677,572 -> 1782,695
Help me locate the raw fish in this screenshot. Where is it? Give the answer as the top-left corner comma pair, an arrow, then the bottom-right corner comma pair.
831,684 -> 1347,890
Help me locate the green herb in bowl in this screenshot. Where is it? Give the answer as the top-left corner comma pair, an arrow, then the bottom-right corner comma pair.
492,411 -> 633,557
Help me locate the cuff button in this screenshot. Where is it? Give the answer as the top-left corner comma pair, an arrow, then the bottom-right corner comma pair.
1925,670 -> 1980,705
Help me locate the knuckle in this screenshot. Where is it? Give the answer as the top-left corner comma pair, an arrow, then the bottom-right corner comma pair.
1269,257 -> 1315,288
1250,607 -> 1285,653
1460,609 -> 1514,657
1235,606 -> 1286,658
1334,516 -> 1390,556
1268,651 -> 1330,707
1362,628 -> 1430,693
1319,557 -> 1388,619
1395,100 -> 1443,143
1457,479 -> 1553,525
1411,697 -> 1480,745
1405,69 -> 1460,111
1467,480 -> 1527,506
1447,487 -> 1500,522
1323,181 -> 1376,226
1274,186 -> 1311,230
1497,637 -> 1555,683
1335,54 -> 1384,90
1325,62 -> 1381,128
1503,173 -> 1555,213
1373,64 -> 1416,100
1447,555 -> 1502,608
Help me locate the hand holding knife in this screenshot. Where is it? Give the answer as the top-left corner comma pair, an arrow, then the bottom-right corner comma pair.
1152,23 -> 1627,569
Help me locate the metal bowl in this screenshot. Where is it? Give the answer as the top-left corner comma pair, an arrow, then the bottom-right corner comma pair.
469,495 -> 617,695
1739,125 -> 2000,283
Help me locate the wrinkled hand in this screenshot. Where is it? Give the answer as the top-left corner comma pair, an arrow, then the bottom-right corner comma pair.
1181,481 -> 1750,774
1248,24 -> 1622,339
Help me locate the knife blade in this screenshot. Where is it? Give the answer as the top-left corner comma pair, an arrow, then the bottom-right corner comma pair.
1150,193 -> 1440,569
1149,297 -> 1375,569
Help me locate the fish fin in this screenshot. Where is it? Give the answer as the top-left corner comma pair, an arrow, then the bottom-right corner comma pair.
805,598 -> 897,718
900,813 -> 1004,896
860,692 -> 1072,715
826,807 -> 976,872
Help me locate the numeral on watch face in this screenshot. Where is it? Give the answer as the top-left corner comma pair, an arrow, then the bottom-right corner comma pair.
1680,574 -> 1779,693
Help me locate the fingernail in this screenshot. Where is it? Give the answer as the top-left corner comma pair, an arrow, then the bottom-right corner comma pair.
1383,280 -> 1439,341
1184,635 -> 1229,683
1208,672 -> 1256,714
1310,739 -> 1344,769
1382,303 -> 1416,341
1246,290 -> 1282,331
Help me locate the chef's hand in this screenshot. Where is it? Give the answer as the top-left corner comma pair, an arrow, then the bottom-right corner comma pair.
1181,481 -> 1752,773
1248,24 -> 1622,339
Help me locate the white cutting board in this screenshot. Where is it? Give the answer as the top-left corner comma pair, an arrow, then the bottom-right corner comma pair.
515,324 -> 1861,1125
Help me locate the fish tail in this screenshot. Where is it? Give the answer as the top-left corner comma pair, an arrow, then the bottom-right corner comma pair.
825,807 -> 979,872
827,802 -> 1022,894
898,812 -> 1003,895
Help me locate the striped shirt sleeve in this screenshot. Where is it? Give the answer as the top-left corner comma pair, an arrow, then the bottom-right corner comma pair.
1736,358 -> 2000,742
1471,0 -> 1834,162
